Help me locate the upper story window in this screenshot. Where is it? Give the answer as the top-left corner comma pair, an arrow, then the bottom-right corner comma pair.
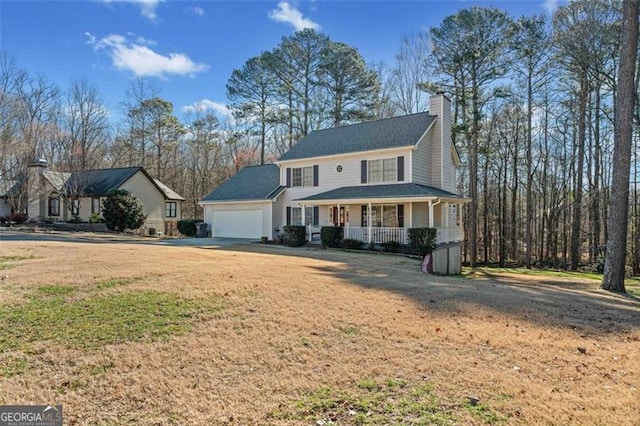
287,165 -> 319,188
165,202 -> 177,218
364,156 -> 403,184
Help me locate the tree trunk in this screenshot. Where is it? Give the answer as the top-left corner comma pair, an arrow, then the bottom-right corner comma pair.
570,72 -> 588,270
602,0 -> 639,292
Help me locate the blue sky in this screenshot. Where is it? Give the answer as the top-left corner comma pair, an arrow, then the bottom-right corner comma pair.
1,0 -> 564,125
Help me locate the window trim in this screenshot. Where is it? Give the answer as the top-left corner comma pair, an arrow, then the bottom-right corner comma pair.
367,157 -> 398,184
71,199 -> 80,216
48,196 -> 60,217
91,197 -> 101,214
289,165 -> 318,188
165,201 -> 177,218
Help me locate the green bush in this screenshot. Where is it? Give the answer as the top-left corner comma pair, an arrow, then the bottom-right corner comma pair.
68,215 -> 84,223
320,226 -> 343,248
283,225 -> 306,247
102,189 -> 146,232
408,227 -> 437,256
382,240 -> 401,253
342,238 -> 363,250
177,219 -> 200,237
89,213 -> 105,223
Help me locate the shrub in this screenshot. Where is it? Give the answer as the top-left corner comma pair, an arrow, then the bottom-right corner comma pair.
177,219 -> 200,237
68,215 -> 84,223
342,238 -> 363,250
9,212 -> 28,224
408,227 -> 437,256
283,225 -> 306,247
102,189 -> 146,232
382,240 -> 401,253
89,213 -> 105,223
321,226 -> 343,248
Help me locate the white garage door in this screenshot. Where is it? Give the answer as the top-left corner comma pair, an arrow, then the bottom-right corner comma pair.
213,210 -> 263,238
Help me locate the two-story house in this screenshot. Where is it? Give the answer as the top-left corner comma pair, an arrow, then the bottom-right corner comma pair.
200,94 -> 468,251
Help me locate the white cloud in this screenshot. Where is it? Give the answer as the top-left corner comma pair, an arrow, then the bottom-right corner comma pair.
101,0 -> 164,22
268,1 -> 320,31
192,6 -> 205,17
542,0 -> 561,14
182,99 -> 231,117
88,33 -> 209,78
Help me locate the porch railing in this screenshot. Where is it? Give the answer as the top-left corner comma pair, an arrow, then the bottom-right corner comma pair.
344,227 -> 408,244
342,226 -> 463,245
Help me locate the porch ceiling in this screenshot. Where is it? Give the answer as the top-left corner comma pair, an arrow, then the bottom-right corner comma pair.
293,183 -> 470,205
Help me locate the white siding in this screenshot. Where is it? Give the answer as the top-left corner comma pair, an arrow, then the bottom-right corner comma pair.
411,202 -> 430,227
412,131 -> 432,186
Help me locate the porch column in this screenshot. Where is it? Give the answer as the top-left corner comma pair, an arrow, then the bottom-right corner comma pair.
408,202 -> 413,228
445,202 -> 450,228
368,202 -> 372,243
428,201 -> 434,228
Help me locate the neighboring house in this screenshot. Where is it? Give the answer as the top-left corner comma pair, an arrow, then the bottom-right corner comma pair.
8,161 -> 185,234
200,94 -> 469,254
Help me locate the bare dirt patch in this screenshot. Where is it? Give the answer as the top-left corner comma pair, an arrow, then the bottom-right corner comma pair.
0,239 -> 638,425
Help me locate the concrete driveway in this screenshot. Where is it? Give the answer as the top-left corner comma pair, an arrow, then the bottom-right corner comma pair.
0,227 -> 256,248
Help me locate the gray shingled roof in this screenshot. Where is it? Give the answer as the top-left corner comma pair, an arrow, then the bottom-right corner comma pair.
201,164 -> 284,202
65,167 -> 141,196
0,179 -> 19,197
154,179 -> 185,201
278,112 -> 436,161
294,183 -> 463,202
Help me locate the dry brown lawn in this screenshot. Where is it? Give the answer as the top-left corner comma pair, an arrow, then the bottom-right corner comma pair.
0,236 -> 638,425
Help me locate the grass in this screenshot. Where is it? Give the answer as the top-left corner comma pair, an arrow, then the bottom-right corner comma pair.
272,379 -> 459,425
0,284 -> 224,352
464,266 -> 640,296
93,277 -> 137,291
0,254 -> 34,270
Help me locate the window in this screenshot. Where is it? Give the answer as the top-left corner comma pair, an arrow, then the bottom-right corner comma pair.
288,206 -> 316,226
291,166 -> 314,187
291,207 -> 302,225
368,159 -> 382,183
383,158 -> 397,182
48,197 -> 60,217
92,197 -> 101,214
71,199 -> 80,216
165,202 -> 177,218
368,158 -> 397,183
363,204 -> 401,227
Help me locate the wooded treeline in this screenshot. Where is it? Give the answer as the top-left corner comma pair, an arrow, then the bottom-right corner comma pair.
1,0 -> 638,273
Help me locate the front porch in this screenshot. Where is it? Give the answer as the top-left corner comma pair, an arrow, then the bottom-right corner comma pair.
300,199 -> 464,245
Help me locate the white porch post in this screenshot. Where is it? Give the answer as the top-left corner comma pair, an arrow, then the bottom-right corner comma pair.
368,202 -> 372,243
445,202 -> 450,228
428,200 -> 434,228
408,202 -> 413,228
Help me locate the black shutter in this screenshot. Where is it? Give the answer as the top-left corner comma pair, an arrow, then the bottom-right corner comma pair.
398,204 -> 405,227
286,168 -> 291,187
286,206 -> 291,226
397,156 -> 405,181
313,165 -> 319,186
361,160 -> 367,184
361,205 -> 367,227
313,206 -> 319,226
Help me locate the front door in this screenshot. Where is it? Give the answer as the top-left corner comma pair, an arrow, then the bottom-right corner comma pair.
331,206 -> 349,227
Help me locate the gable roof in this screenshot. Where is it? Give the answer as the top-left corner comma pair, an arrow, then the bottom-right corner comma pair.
0,179 -> 19,198
154,179 -> 185,201
295,183 -> 465,202
40,167 -> 183,200
278,112 -> 436,161
201,164 -> 284,202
